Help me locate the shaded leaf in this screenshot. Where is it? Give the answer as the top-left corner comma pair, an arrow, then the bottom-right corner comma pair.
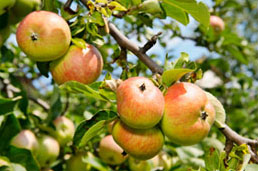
0,96 -> 21,116
162,68 -> 193,86
73,110 -> 117,147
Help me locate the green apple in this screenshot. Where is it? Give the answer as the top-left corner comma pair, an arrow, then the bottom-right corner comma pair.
0,0 -> 16,15
112,120 -> 164,160
98,135 -> 127,165
66,153 -> 87,171
36,135 -> 60,167
116,77 -> 164,129
16,10 -> 71,62
52,116 -> 75,146
11,130 -> 38,154
0,156 -> 12,170
50,44 -> 103,85
11,0 -> 40,19
0,26 -> 11,47
161,82 -> 216,146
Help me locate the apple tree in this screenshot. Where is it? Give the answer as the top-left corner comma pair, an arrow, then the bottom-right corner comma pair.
0,0 -> 258,170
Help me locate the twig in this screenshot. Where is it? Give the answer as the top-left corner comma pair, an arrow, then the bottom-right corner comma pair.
140,32 -> 162,53
60,93 -> 70,116
28,95 -> 50,112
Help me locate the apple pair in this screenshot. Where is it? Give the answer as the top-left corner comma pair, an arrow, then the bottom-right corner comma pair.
16,10 -> 103,85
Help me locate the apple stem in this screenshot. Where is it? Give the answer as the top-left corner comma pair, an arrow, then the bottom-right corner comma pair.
139,83 -> 146,92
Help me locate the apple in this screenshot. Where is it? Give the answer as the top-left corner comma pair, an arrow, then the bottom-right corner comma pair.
36,135 -> 60,167
128,157 -> 152,171
11,129 -> 38,154
210,15 -> 225,33
0,0 -> 16,15
98,135 -> 127,165
161,82 -> 216,146
11,0 -> 40,19
116,77 -> 164,129
52,116 -> 75,146
112,120 -> 164,160
66,153 -> 87,171
50,44 -> 103,85
16,10 -> 71,62
107,120 -> 116,134
0,156 -> 12,168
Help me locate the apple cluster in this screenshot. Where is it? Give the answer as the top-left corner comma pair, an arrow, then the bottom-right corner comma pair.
10,116 -> 75,168
106,77 -> 216,163
16,10 -> 103,85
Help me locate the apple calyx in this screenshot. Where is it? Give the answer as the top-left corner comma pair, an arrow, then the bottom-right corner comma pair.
139,83 -> 146,92
31,33 -> 38,41
201,111 -> 208,120
121,151 -> 127,156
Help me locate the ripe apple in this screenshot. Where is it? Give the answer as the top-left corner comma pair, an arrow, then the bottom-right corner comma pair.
50,44 -> 103,85
66,153 -> 87,171
36,135 -> 60,167
116,77 -> 164,129
11,0 -> 40,19
16,10 -> 71,62
52,116 -> 75,146
98,135 -> 127,165
107,120 -> 116,134
112,120 -> 164,160
210,15 -> 225,33
161,82 -> 216,146
0,0 -> 16,15
11,129 -> 38,154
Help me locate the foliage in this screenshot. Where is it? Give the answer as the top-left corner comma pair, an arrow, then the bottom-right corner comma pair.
0,0 -> 257,170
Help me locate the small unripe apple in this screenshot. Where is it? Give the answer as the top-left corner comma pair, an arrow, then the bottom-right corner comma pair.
0,156 -> 12,168
16,10 -> 71,62
36,135 -> 60,167
128,157 -> 152,171
98,135 -> 127,165
0,0 -> 16,15
0,26 -> 11,47
52,116 -> 75,146
66,153 -> 87,171
50,44 -> 103,85
11,129 -> 38,154
11,0 -> 41,19
116,77 -> 164,129
112,120 -> 164,160
138,0 -> 163,17
161,82 -> 216,146
210,15 -> 225,33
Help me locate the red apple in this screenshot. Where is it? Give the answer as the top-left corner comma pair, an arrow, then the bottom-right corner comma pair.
52,116 -> 75,146
98,135 -> 127,165
50,44 -> 103,85
112,120 -> 164,160
210,15 -> 225,33
11,129 -> 38,154
16,10 -> 71,62
116,77 -> 164,129
161,82 -> 216,145
36,135 -> 60,167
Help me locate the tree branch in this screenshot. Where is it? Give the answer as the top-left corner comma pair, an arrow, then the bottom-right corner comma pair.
108,22 -> 163,74
64,0 -> 78,15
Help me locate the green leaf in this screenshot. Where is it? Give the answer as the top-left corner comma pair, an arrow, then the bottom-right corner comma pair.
73,110 -> 117,147
205,92 -> 226,128
36,62 -> 49,78
162,0 -> 210,28
0,114 -> 21,151
162,68 -> 193,86
6,146 -> 40,171
172,52 -> 190,69
84,153 -> 113,171
0,96 -> 21,115
60,81 -> 110,102
42,0 -> 58,12
46,86 -> 62,123
71,38 -> 87,49
204,147 -> 220,171
108,1 -> 127,11
87,12 -> 105,26
226,45 -> 248,64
